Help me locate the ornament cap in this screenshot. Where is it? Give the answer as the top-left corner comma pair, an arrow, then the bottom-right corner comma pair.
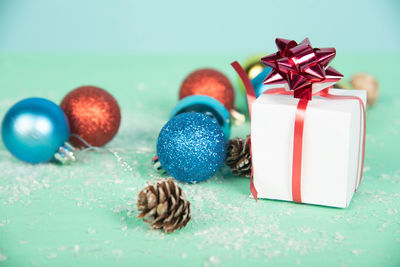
54,142 -> 76,164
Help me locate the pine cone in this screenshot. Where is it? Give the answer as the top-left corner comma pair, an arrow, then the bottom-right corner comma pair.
137,178 -> 191,233
226,136 -> 251,177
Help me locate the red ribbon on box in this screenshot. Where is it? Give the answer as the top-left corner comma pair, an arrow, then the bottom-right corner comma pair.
231,38 -> 366,203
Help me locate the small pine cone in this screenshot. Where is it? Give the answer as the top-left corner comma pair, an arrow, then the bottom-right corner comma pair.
137,178 -> 191,233
226,136 -> 251,177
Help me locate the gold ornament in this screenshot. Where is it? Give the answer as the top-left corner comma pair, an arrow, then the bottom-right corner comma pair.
350,73 -> 379,107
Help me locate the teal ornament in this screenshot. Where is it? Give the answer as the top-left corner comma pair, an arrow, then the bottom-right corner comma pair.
1,97 -> 75,163
252,67 -> 272,97
157,112 -> 227,183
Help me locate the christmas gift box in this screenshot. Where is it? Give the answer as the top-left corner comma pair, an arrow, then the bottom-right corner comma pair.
232,38 -> 366,208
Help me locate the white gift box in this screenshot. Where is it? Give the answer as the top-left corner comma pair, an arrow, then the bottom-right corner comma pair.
251,87 -> 366,208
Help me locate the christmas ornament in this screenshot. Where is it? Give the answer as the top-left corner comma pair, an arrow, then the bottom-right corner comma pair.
60,86 -> 121,147
252,67 -> 273,97
179,68 -> 247,125
1,97 -> 75,163
243,55 -> 266,81
170,95 -> 231,140
350,73 -> 379,107
157,112 -> 227,183
179,68 -> 235,111
238,54 -> 272,96
137,178 -> 191,233
226,136 -> 251,177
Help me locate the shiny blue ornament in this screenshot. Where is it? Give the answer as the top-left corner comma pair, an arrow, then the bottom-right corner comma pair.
2,97 -> 72,163
157,112 -> 227,183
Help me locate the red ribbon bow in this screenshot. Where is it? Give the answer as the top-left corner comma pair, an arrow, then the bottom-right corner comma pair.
262,38 -> 343,100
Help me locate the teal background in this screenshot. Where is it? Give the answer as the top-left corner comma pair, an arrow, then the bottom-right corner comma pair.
0,0 -> 399,53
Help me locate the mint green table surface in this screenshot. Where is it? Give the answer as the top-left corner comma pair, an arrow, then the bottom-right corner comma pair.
0,53 -> 399,267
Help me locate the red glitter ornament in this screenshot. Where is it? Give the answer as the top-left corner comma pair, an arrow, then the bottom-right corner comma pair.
179,69 -> 235,111
60,86 -> 121,147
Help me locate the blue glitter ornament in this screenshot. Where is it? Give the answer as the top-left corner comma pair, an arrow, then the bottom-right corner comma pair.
169,95 -> 231,140
1,97 -> 75,163
157,112 -> 227,183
